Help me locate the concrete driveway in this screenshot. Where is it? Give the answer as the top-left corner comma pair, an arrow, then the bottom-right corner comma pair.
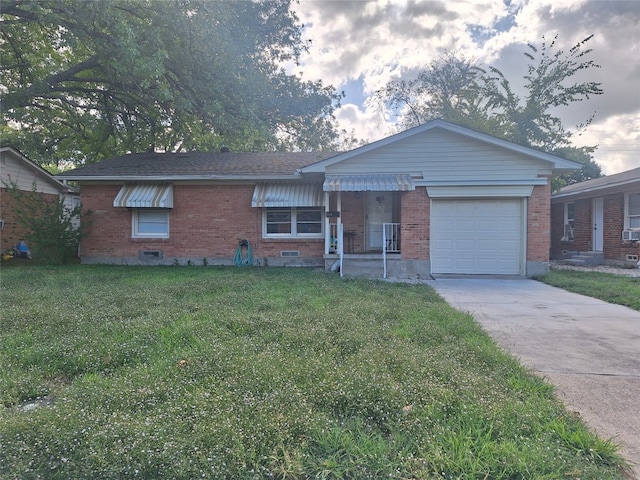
428,278 -> 640,477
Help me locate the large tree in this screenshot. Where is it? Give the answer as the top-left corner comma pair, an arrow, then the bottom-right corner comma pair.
373,36 -> 604,187
371,51 -> 488,131
0,0 -> 344,165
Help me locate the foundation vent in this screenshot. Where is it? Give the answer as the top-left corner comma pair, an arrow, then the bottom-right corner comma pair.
280,251 -> 300,257
139,250 -> 163,260
626,254 -> 639,262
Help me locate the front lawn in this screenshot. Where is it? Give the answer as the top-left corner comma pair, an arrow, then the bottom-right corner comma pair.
0,266 -> 627,479
537,268 -> 640,311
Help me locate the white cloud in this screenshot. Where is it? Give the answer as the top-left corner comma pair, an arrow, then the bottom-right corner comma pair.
334,102 -> 393,144
573,113 -> 640,175
293,0 -> 639,174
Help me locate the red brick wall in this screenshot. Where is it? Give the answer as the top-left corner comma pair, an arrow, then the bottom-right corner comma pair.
79,183 -> 324,262
401,189 -> 430,260
79,181 -> 563,269
572,199 -> 592,252
527,180 -> 551,262
603,193 -> 640,261
603,193 -> 623,259
550,193 -> 640,262
550,202 -> 569,257
338,192 -> 365,252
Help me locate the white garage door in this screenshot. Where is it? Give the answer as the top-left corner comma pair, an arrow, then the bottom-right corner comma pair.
431,199 -> 524,275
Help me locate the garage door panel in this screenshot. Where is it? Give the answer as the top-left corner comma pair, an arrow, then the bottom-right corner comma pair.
431,199 -> 523,275
432,219 -> 454,231
476,239 -> 498,250
477,219 -> 499,232
456,220 -> 476,232
455,202 -> 477,215
455,238 -> 477,250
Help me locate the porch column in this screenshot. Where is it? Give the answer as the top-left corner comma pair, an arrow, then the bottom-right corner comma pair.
324,191 -> 331,255
337,192 -> 343,253
337,191 -> 342,230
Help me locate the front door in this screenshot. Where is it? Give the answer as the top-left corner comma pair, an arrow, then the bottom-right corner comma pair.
593,197 -> 604,252
366,192 -> 393,250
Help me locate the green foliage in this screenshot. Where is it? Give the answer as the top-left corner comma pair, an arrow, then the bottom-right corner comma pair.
0,266 -> 627,478
374,36 -> 604,188
476,35 -> 603,151
537,269 -> 640,311
0,0 -> 345,165
550,146 -> 603,191
372,51 -> 493,132
3,181 -> 91,264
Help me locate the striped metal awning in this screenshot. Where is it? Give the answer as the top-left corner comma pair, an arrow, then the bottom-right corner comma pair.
323,174 -> 415,192
113,184 -> 173,208
251,183 -> 323,208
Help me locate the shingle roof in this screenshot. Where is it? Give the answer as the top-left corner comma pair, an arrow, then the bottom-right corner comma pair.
552,167 -> 640,199
56,151 -> 340,180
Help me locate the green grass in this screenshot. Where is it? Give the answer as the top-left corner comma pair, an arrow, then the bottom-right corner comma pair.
537,268 -> 640,311
0,265 -> 628,479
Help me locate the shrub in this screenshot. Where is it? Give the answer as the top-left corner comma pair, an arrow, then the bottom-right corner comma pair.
3,181 -> 91,264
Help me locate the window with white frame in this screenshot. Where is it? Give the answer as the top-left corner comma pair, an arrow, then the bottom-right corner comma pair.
562,202 -> 574,241
627,193 -> 640,230
133,209 -> 169,238
264,207 -> 323,238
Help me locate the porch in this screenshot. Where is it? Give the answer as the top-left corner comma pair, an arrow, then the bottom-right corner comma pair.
324,252 -> 430,279
319,176 -> 417,278
323,222 -> 426,279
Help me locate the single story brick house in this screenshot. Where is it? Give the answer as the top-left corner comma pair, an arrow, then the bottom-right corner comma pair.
57,120 -> 580,278
551,166 -> 640,266
1,146 -> 79,253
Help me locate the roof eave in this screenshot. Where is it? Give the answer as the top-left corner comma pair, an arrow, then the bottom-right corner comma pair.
552,177 -> 640,200
56,174 -> 304,182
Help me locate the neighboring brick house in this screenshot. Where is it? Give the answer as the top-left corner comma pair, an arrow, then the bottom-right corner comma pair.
551,167 -> 640,265
57,120 -> 580,278
0,146 -> 79,253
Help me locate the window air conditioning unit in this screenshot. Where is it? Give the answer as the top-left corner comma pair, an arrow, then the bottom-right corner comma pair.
622,230 -> 640,241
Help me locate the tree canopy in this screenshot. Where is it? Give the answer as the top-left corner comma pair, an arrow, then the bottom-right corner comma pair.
1,0 -> 345,165
373,36 -> 604,187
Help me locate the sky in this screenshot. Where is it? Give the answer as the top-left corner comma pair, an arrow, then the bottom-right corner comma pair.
290,0 -> 640,175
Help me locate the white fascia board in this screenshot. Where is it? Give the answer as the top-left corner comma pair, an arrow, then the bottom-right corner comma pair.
427,185 -> 534,198
551,178 -> 640,200
415,178 -> 548,187
56,174 -> 302,182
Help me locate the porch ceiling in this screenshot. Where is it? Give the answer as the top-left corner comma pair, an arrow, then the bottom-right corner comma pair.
323,174 -> 415,192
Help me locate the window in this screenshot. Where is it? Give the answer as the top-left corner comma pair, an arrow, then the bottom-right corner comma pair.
562,202 -> 574,241
627,193 -> 640,230
133,209 -> 169,238
264,207 -> 323,238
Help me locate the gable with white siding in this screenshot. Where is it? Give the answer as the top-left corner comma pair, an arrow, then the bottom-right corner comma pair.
300,120 -> 579,186
325,129 -> 549,181
0,147 -> 70,195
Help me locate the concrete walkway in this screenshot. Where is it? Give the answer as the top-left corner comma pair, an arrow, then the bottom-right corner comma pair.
428,278 -> 640,477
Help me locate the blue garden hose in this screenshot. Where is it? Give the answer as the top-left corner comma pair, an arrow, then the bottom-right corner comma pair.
234,239 -> 253,266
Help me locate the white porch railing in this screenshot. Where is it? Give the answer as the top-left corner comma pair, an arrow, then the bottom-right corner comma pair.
329,223 -> 338,254
329,222 -> 401,279
328,223 -> 344,277
383,223 -> 400,278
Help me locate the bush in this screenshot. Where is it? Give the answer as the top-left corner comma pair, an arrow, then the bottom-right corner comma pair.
3,181 -> 91,264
